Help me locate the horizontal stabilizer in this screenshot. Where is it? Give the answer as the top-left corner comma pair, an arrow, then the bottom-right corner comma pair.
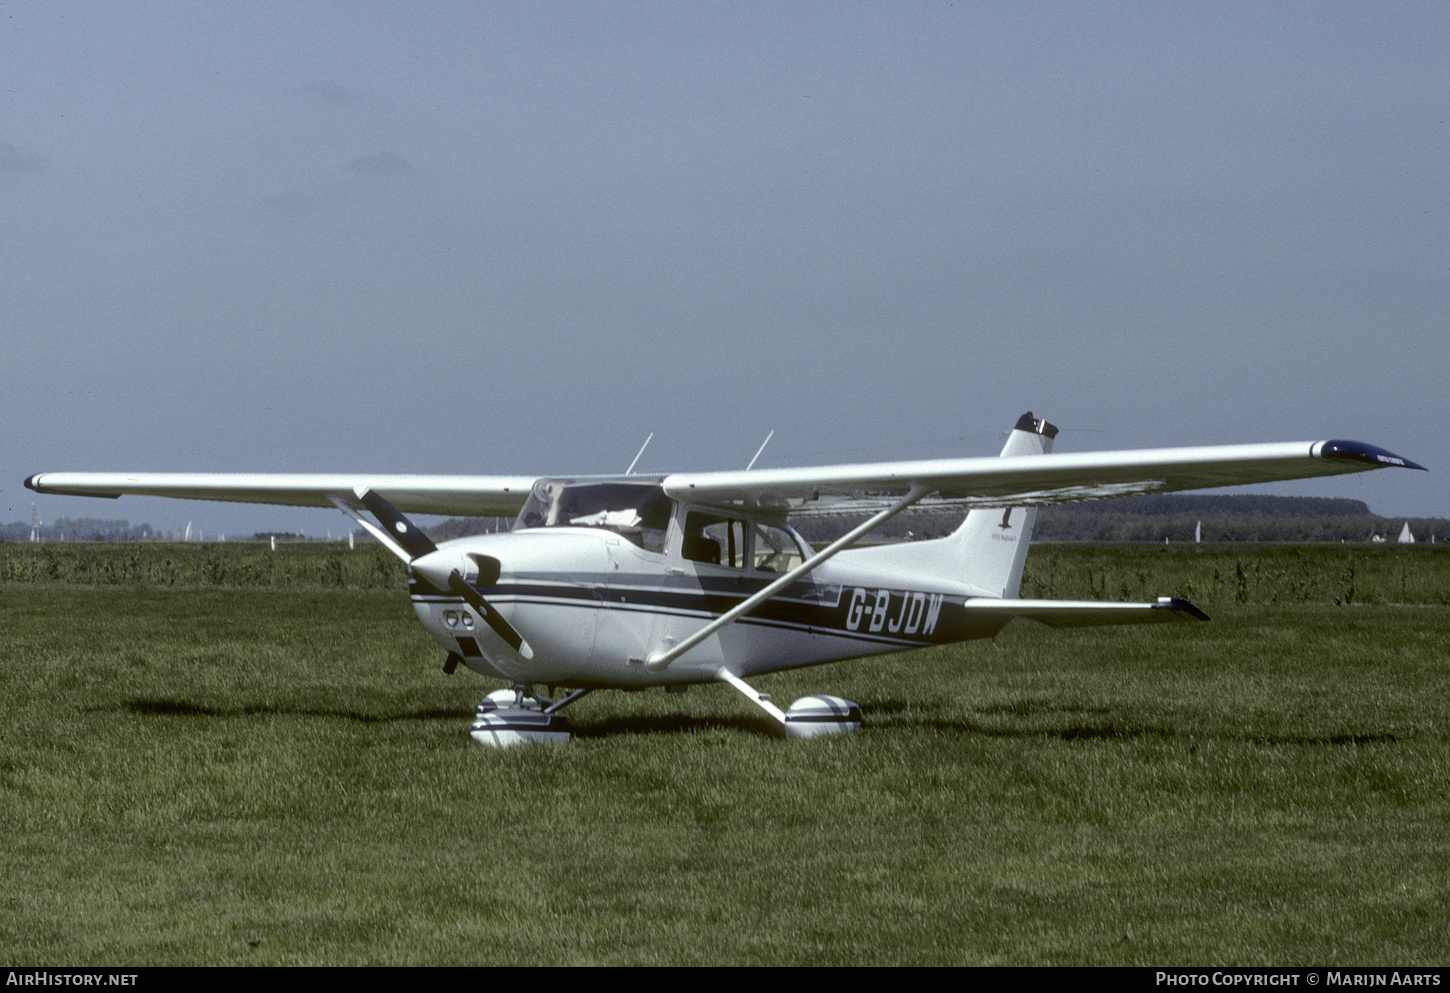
963,596 -> 1209,627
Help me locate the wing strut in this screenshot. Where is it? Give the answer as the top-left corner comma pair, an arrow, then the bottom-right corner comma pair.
636,481 -> 934,670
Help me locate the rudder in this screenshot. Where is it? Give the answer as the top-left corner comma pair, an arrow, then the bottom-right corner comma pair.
949,412 -> 1057,598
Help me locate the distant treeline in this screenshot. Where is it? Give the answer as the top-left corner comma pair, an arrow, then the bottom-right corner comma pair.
0,515 -> 508,543
1,518 -> 354,543
796,494 -> 1446,544
426,517 -> 515,541
1033,494 -> 1446,543
0,517 -> 155,542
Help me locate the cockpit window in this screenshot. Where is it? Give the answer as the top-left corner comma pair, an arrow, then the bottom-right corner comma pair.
515,479 -> 672,554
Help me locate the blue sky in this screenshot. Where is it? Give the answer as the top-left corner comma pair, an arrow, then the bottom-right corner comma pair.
4,1 -> 1445,536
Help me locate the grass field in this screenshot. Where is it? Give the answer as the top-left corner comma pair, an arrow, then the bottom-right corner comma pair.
2,544 -> 1447,965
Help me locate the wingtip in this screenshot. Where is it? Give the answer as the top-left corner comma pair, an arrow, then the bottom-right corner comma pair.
1317,440 -> 1427,472
22,473 -> 121,499
1156,596 -> 1211,622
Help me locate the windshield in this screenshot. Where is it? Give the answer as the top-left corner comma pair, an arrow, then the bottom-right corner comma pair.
516,479 -> 673,553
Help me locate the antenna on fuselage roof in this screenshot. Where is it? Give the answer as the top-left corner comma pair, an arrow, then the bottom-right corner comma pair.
746,429 -> 775,470
625,433 -> 654,475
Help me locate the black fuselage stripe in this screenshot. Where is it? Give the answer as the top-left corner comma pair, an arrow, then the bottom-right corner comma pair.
413,581 -> 968,648
418,592 -> 935,650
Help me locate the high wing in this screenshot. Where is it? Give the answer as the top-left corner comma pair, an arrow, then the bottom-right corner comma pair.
662,436 -> 1425,517
23,472 -> 537,517
25,433 -> 1423,519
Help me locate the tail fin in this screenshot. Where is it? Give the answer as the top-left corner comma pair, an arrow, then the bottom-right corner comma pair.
949,412 -> 1057,598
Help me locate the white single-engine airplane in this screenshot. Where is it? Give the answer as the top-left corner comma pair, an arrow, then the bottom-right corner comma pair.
26,414 -> 1425,746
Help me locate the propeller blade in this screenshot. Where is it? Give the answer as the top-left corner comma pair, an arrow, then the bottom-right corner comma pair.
358,488 -> 438,559
447,571 -> 535,660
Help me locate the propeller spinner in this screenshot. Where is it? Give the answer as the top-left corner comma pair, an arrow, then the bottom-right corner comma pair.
352,489 -> 534,660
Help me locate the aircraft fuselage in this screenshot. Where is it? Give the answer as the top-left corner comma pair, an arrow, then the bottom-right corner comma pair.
411,522 -> 1003,689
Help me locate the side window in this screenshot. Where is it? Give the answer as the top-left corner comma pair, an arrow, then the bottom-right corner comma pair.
753,523 -> 807,573
682,512 -> 748,569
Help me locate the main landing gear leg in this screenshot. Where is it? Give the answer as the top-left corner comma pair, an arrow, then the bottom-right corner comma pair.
715,668 -> 862,739
544,688 -> 593,714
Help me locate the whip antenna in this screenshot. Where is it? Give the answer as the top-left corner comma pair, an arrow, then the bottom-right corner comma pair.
625,433 -> 654,475
746,430 -> 775,470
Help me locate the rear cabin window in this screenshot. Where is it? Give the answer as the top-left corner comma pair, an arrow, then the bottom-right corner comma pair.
681,514 -> 810,572
752,522 -> 807,573
682,512 -> 748,568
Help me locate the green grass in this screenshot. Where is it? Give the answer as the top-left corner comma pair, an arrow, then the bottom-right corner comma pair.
2,546 -> 1448,964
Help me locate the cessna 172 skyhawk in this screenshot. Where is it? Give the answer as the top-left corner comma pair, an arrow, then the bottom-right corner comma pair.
26,414 -> 1424,746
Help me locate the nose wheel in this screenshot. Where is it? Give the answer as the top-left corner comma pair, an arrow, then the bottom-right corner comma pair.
468,685 -> 591,748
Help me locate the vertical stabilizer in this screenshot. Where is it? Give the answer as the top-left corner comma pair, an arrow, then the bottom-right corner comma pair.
949,412 -> 1057,598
